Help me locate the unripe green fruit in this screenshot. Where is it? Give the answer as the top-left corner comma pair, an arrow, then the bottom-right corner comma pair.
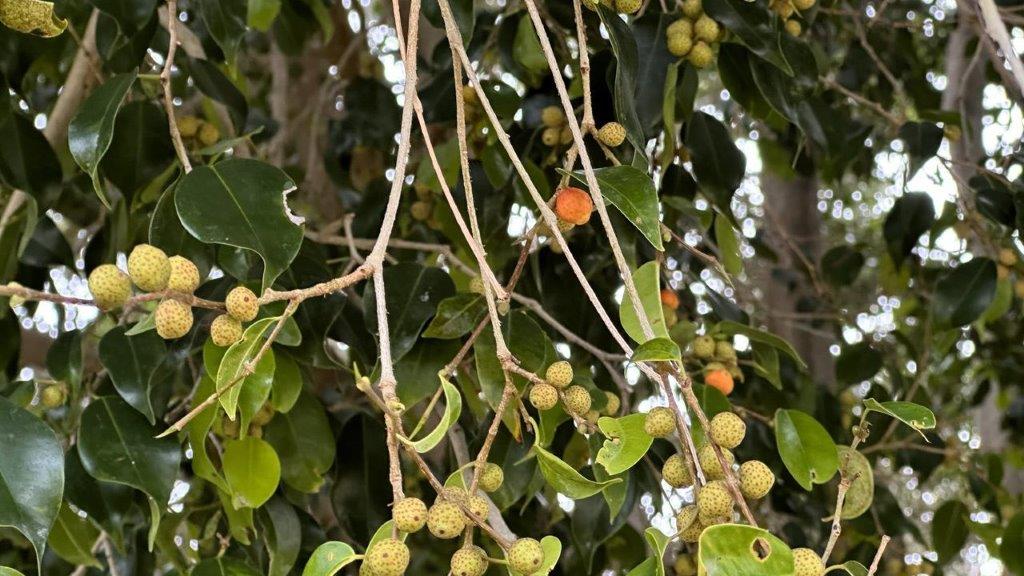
644,407 -> 676,438
714,340 -> 736,361
674,553 -> 697,576
479,463 -> 504,493
738,460 -> 775,499
602,391 -> 621,415
541,106 -> 565,128
530,383 -> 559,411
698,444 -> 734,480
667,18 -> 693,37
40,385 -> 66,408
597,122 -> 627,147
365,538 -> 409,576
785,18 -> 802,36
167,256 -> 200,293
88,264 -> 132,310
497,300 -> 510,316
393,497 -> 428,533
541,127 -> 561,147
688,41 -> 714,69
251,403 -> 275,426
128,244 -> 171,292
662,454 -> 693,488
668,33 -> 693,57
681,0 -> 702,18
468,494 -> 490,519
225,286 -> 259,322
177,115 -> 201,138
507,538 -> 545,575
410,200 -> 432,221
210,314 -> 243,347
709,411 -> 746,449
468,276 -> 486,295
155,299 -> 194,339
697,480 -> 733,518
451,546 -> 489,576
693,15 -> 719,42
615,0 -> 642,13
562,385 -> 591,416
427,500 -> 465,539
197,122 -> 220,147
545,360 -> 574,388
675,505 -> 698,532
793,548 -> 825,576
692,335 -> 716,359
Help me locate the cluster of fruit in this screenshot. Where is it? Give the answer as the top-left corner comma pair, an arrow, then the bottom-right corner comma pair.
528,361 -> 620,424
86,244 -> 259,346
996,247 -> 1024,300
409,181 -> 442,230
539,106 -> 574,148
691,334 -> 741,396
665,0 -> 724,68
364,467 -> 548,575
176,115 -> 221,149
769,0 -> 816,36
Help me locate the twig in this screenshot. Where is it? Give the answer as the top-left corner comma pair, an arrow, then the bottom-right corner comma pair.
0,283 -> 224,311
160,0 -> 192,173
820,76 -> 902,127
973,0 -> 1024,99
867,535 -> 891,575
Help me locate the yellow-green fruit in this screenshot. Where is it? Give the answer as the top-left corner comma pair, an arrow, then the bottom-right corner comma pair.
709,411 -> 746,449
251,403 -> 275,426
791,0 -> 815,10
128,244 -> 171,292
667,18 -> 693,37
468,495 -> 489,519
88,264 -> 132,310
615,0 -> 642,13
177,116 -> 201,138
680,521 -> 703,543
451,546 -> 489,576
693,15 -> 719,42
699,510 -> 729,526
662,454 -> 693,488
675,505 -> 698,533
559,126 -> 573,145
365,539 -> 409,576
411,200 -> 432,221
479,463 -> 504,493
688,41 -> 714,68
714,340 -> 736,361
167,256 -> 200,293
427,500 -> 466,539
738,460 -> 775,499
668,33 -> 694,57
675,553 -> 697,576
393,497 -> 428,533
603,391 -> 621,415
585,409 -> 600,425
40,385 -> 66,408
772,0 -> 796,18
698,444 -> 734,480
210,314 -> 243,347
225,286 -> 259,322
530,382 -> 559,410
692,335 -> 716,359
597,122 -> 627,147
541,105 -> 565,128
542,127 -> 561,146
155,299 -> 194,339
785,18 -> 802,36
793,548 -> 825,576
463,85 -> 479,105
644,406 -> 676,437
545,360 -> 574,388
197,122 -> 220,147
697,480 -> 733,518
562,385 -> 592,416
507,538 -> 545,575
5,282 -> 25,308
681,0 -> 702,17
468,276 -> 486,295
497,300 -> 510,316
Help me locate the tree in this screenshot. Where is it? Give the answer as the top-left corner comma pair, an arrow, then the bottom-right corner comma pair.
0,0 -> 1020,573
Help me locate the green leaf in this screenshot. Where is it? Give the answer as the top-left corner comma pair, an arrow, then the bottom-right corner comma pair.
619,261 -> 671,344
176,158 -> 303,290
837,446 -> 874,520
92,0 -> 156,32
702,0 -> 792,75
567,166 -> 664,250
68,72 -> 137,205
716,320 -> 806,369
198,0 -> 247,60
248,0 -> 281,30
100,101 -> 174,198
264,390 -> 336,493
773,409 -> 839,490
685,112 -> 746,210
0,568 -> 27,576
827,562 -> 868,576
698,524 -> 794,575
188,58 -> 249,130
98,326 -> 166,424
631,338 -> 681,363
301,541 -> 358,576
513,14 -> 546,75
261,496 -> 301,576
835,342 -> 882,385
400,373 -> 462,453
507,535 -> 563,576
595,414 -> 654,475
883,192 -> 934,264
0,93 -> 62,208
217,317 -> 279,420
188,373 -> 230,492
223,437 -> 281,509
534,443 -> 621,499
422,294 -> 486,339
270,352 -> 303,413
714,214 -> 744,276
898,122 -> 943,177
191,557 -> 261,576
863,399 -> 936,439
48,503 -> 100,568
0,396 -> 64,572
933,257 -> 998,327
821,245 -> 865,287
597,5 -> 646,152
1000,513 -> 1024,574
364,262 -> 456,365
932,500 -> 968,565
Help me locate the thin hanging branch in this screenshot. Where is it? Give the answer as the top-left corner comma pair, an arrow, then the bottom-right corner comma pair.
160,0 -> 192,173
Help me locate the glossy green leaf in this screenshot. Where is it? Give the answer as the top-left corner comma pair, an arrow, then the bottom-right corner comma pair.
68,72 -> 136,205
48,503 -> 100,568
248,0 -> 281,30
217,317 -> 278,420
598,5 -> 646,152
625,528 -> 671,576
1000,513 -> 1024,574
567,166 -> 663,250
631,338 -> 681,363
836,446 -> 874,520
883,192 -> 934,264
774,409 -> 838,490
100,101 -> 174,197
98,325 -> 166,424
698,524 -> 794,575
619,261 -> 671,344
0,396 -> 64,571
933,257 -> 997,327
176,158 -> 303,290
270,352 -> 302,413
364,262 -> 456,364
188,58 -> 249,130
830,562 -> 868,576
714,215 -> 743,276
835,342 -> 882,385
400,373 -> 462,453
512,14 -> 546,75
0,568 -> 27,576
422,294 -> 486,339
863,399 -> 936,439
199,0 -> 247,60
685,112 -> 746,209
264,390 -> 335,493
92,0 -> 155,32
191,557 -> 261,576
302,541 -> 358,576
596,414 -> 654,475
223,437 -> 281,509
898,122 -> 943,177
932,500 -> 968,565
716,320 -> 806,369
702,0 -> 792,75
188,373 -> 230,492
0,96 -> 62,208
534,443 -> 621,499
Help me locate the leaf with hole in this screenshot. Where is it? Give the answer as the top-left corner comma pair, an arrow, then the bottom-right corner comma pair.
596,414 -> 654,475
863,398 -> 936,439
698,524 -> 794,575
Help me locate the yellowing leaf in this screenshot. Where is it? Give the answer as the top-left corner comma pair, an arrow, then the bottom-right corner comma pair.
0,0 -> 67,37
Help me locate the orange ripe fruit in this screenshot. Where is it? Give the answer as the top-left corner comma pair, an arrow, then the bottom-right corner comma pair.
705,369 -> 734,396
554,187 -> 593,225
660,289 -> 680,310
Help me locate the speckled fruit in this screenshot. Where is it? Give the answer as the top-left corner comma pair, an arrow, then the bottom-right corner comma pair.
392,497 -> 428,533
739,460 -> 775,500
662,454 -> 693,488
562,385 -> 592,416
167,256 -> 200,293
128,244 -> 171,292
427,500 -> 466,539
450,546 -> 489,576
709,411 -> 746,449
365,539 -> 409,576
479,463 -> 504,493
210,314 -> 243,347
530,383 -> 559,411
225,286 -> 259,322
88,264 -> 132,310
545,360 -> 574,389
155,299 -> 194,340
507,538 -> 545,575
644,407 -> 677,438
